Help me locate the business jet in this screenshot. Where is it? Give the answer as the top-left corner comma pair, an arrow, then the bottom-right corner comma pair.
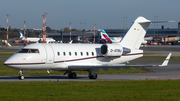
4,16 -> 171,80
100,29 -> 147,44
19,30 -> 55,43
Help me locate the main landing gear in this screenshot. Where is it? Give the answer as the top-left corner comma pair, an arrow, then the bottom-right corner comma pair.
64,70 -> 97,79
88,70 -> 97,79
68,72 -> 77,79
18,70 -> 24,80
64,71 -> 77,79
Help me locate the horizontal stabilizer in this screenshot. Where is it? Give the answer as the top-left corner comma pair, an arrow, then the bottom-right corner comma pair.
139,21 -> 174,24
159,53 -> 172,67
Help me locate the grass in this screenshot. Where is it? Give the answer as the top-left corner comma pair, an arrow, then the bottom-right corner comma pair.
0,50 -> 17,53
0,50 -> 16,56
0,53 -> 14,56
0,80 -> 180,101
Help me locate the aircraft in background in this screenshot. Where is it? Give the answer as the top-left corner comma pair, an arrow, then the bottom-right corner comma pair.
5,17 -> 171,80
100,29 -> 122,43
19,30 -> 55,43
100,29 -> 147,44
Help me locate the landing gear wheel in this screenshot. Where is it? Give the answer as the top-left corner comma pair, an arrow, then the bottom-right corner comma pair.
68,72 -> 77,79
19,70 -> 24,80
89,74 -> 97,79
71,72 -> 77,79
18,75 -> 24,80
88,70 -> 98,79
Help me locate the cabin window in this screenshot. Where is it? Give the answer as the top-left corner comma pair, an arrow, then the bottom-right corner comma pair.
92,52 -> 94,56
57,52 -> 60,56
75,52 -> 77,56
69,52 -> 71,56
86,52 -> 89,56
81,52 -> 83,56
18,49 -> 39,53
63,52 -> 66,56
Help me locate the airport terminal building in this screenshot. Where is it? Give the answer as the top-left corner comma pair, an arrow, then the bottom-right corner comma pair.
43,26 -> 180,44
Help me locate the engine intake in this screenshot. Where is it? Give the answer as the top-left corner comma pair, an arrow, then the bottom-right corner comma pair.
100,44 -> 123,57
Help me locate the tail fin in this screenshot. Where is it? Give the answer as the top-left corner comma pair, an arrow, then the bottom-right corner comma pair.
100,29 -> 113,43
19,30 -> 24,39
120,16 -> 151,49
101,29 -> 121,43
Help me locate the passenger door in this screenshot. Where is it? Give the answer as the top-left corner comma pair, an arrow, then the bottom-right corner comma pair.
43,44 -> 54,64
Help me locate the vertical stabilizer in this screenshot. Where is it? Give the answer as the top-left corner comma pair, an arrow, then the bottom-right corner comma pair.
120,16 -> 151,49
19,30 -> 25,39
100,30 -> 120,43
100,29 -> 112,43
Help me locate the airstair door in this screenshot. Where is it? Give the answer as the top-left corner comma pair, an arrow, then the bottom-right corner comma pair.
43,44 -> 54,64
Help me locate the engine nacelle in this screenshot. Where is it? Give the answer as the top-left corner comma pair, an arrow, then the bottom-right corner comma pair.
100,44 -> 123,57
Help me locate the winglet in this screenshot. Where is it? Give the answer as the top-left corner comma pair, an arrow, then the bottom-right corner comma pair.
159,53 -> 172,67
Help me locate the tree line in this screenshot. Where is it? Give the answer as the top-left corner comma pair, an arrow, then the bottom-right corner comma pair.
0,26 -> 85,40
0,28 -> 41,40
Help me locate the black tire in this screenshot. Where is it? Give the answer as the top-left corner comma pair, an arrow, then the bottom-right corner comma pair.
68,72 -> 77,79
18,75 -> 24,80
89,74 -> 97,79
18,76 -> 21,79
68,74 -> 72,79
71,72 -> 77,79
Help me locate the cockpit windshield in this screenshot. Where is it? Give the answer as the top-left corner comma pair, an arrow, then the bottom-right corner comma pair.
18,49 -> 39,53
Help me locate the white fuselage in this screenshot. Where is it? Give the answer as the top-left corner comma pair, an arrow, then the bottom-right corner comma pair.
25,37 -> 40,42
4,43 -> 143,71
22,37 -> 55,43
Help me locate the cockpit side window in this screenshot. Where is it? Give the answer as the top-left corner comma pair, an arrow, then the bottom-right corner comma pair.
18,49 -> 29,53
18,49 -> 39,53
29,49 -> 39,53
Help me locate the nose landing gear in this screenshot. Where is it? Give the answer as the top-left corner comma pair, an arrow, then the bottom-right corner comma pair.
18,70 -> 24,80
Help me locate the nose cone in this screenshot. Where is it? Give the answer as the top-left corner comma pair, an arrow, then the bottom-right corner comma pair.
4,54 -> 19,68
4,56 -> 14,66
4,54 -> 24,70
4,60 -> 9,65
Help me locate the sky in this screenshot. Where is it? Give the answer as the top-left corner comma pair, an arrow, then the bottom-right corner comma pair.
0,0 -> 179,30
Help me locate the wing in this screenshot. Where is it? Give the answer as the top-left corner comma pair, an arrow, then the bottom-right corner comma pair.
68,53 -> 172,72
